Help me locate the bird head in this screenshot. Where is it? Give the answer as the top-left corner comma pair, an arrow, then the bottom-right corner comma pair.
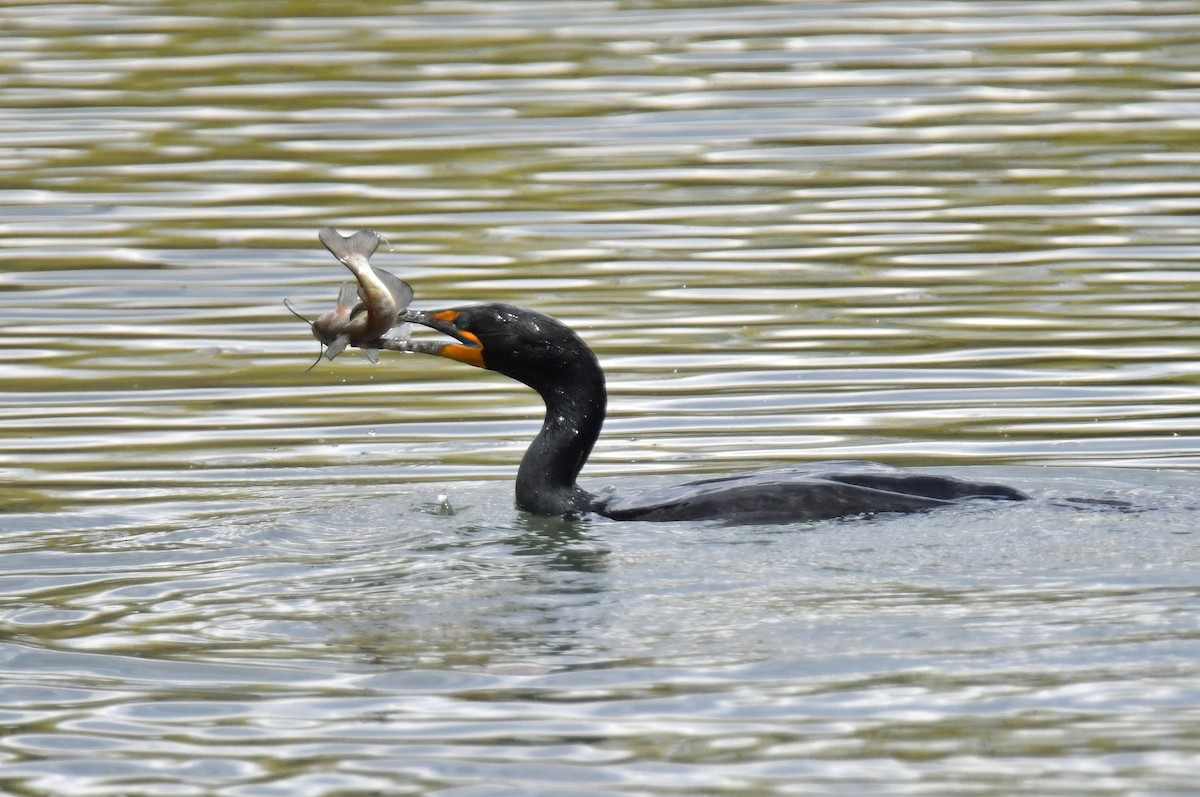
393,303 -> 599,390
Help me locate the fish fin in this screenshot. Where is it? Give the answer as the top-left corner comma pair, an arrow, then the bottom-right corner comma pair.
363,347 -> 380,364
360,267 -> 414,311
324,335 -> 350,360
335,281 -> 359,308
319,227 -> 382,266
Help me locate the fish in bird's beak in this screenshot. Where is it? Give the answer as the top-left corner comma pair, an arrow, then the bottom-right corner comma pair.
285,227 -> 415,367
317,227 -> 413,344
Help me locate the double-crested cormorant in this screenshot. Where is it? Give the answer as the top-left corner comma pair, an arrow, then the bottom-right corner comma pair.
376,303 -> 1028,523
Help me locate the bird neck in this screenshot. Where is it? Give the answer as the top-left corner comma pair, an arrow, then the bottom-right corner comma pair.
515,356 -> 607,516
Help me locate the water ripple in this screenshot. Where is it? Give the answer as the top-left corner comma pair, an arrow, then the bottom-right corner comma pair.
2,1 -> 1200,795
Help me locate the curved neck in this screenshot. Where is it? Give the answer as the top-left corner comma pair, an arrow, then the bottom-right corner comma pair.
515,354 -> 606,516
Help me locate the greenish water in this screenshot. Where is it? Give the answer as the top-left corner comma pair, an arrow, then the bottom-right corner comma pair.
1,2 -> 1199,794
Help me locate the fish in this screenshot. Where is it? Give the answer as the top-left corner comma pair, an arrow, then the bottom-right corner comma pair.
285,227 -> 414,368
318,227 -> 413,344
283,283 -> 364,371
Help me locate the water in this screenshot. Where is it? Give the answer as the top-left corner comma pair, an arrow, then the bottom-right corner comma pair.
2,1 -> 1200,794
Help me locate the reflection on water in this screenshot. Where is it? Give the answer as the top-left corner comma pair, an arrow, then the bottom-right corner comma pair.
1,1 -> 1200,795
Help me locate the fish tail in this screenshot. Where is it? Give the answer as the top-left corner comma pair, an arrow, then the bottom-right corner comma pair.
319,227 -> 382,266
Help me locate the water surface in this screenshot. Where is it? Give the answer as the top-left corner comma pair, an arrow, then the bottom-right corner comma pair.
2,2 -> 1199,795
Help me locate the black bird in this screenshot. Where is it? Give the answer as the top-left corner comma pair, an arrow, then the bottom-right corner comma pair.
377,303 -> 1027,523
